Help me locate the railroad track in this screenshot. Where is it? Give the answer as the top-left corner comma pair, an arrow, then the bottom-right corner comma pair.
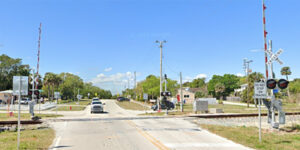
189,112 -> 300,118
0,120 -> 42,125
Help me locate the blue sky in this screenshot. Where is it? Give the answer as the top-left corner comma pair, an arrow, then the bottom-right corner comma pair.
1,0 -> 299,94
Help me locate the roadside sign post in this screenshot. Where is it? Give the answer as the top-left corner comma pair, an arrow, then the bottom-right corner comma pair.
143,93 -> 148,113
54,92 -> 60,115
77,94 -> 82,105
13,76 -> 28,150
254,81 -> 267,143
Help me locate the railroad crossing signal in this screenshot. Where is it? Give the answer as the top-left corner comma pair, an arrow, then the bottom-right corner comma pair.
267,49 -> 283,65
266,79 -> 277,89
161,91 -> 171,96
277,79 -> 289,89
266,79 -> 289,90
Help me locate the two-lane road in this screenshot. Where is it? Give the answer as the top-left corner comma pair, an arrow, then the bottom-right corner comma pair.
50,100 -> 251,150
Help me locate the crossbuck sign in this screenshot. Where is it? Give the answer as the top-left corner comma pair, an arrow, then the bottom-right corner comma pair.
254,82 -> 267,99
267,49 -> 283,65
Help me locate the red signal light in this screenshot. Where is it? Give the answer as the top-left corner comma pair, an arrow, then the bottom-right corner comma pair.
266,79 -> 277,89
278,79 -> 289,89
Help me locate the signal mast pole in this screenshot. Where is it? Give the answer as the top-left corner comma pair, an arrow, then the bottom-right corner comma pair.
36,23 -> 42,89
262,0 -> 269,79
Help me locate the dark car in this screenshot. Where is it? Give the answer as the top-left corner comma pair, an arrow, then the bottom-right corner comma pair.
117,97 -> 123,101
117,97 -> 130,102
151,101 -> 174,111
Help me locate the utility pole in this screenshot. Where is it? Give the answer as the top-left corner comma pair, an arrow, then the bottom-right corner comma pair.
134,71 -> 136,100
164,74 -> 168,115
244,58 -> 253,108
180,72 -> 183,112
78,89 -> 80,104
156,40 -> 166,111
128,78 -> 130,90
269,40 -> 274,79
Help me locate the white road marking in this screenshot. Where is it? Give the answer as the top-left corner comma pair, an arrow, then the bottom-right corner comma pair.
53,136 -> 61,150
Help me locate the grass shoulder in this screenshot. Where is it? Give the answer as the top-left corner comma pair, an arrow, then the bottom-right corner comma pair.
200,124 -> 300,150
53,106 -> 86,111
58,99 -> 92,106
0,127 -> 55,150
116,101 -> 149,111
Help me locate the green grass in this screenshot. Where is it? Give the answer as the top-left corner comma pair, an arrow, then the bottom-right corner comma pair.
58,99 -> 92,106
0,113 -> 62,121
116,101 -> 149,111
0,128 -> 55,150
53,105 -> 86,111
200,124 -> 300,150
282,103 -> 300,112
65,99 -> 92,106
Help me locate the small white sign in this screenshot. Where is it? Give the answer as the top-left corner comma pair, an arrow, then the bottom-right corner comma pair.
143,93 -> 148,100
77,95 -> 82,100
254,82 -> 267,99
149,99 -> 156,103
54,92 -> 60,99
13,76 -> 28,95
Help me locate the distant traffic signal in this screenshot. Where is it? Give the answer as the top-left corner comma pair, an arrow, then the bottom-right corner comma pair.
277,79 -> 289,89
161,91 -> 171,97
266,79 -> 277,89
28,91 -> 32,96
34,90 -> 40,96
28,90 -> 40,96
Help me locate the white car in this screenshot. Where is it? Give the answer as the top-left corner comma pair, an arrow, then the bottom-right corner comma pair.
90,101 -> 104,113
92,98 -> 100,103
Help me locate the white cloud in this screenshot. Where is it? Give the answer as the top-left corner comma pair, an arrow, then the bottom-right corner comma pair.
183,74 -> 208,83
183,76 -> 193,83
250,49 -> 263,53
90,71 -> 138,95
104,67 -> 112,72
195,74 -> 207,79
236,73 -> 244,77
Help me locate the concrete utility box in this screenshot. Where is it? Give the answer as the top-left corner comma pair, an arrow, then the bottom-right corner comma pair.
197,98 -> 217,105
209,108 -> 223,114
193,100 -> 208,113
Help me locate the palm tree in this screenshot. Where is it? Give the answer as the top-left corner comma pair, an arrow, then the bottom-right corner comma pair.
281,66 -> 291,100
43,72 -> 57,101
281,67 -> 291,80
215,82 -> 225,100
245,72 -> 264,107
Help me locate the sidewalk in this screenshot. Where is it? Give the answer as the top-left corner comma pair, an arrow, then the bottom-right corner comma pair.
0,102 -> 56,111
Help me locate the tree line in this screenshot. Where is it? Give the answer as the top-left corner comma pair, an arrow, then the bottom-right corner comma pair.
0,54 -> 112,100
123,69 -> 299,104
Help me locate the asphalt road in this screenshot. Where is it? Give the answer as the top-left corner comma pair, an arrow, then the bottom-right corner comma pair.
49,100 -> 251,150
